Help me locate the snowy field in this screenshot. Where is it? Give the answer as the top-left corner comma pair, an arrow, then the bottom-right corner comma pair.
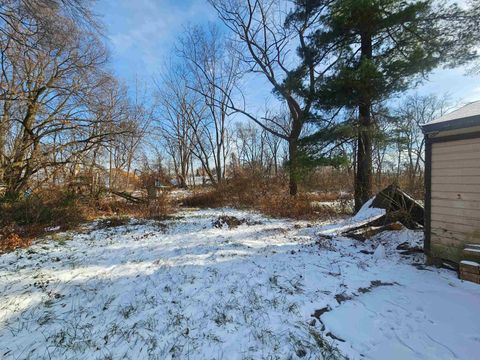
1,207 -> 479,359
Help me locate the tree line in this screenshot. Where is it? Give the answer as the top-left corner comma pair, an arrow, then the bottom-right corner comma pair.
0,0 -> 153,200
1,0 -> 479,209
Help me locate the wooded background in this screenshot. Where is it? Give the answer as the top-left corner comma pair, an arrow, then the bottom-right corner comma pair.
1,0 -> 479,221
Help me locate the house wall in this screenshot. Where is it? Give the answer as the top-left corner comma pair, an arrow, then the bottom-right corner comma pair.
427,131 -> 480,263
429,125 -> 480,139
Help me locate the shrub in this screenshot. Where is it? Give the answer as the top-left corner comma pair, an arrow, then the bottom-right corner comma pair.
0,190 -> 90,252
140,193 -> 172,221
0,225 -> 31,253
1,191 -> 89,231
182,173 -> 344,220
0,188 -> 172,252
182,189 -> 225,208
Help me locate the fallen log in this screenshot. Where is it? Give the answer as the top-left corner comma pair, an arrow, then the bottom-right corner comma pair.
342,185 -> 424,240
371,185 -> 424,227
110,191 -> 146,204
342,221 -> 403,241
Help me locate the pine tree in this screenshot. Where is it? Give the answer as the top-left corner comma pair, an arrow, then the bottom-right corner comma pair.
289,0 -> 479,210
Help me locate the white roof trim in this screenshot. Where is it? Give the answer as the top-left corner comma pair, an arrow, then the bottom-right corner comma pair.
422,100 -> 480,134
430,100 -> 480,124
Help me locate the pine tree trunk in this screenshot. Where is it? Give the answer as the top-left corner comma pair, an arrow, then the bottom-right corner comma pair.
355,32 -> 374,211
355,105 -> 373,211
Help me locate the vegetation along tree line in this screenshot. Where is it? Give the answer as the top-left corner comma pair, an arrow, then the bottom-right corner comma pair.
1,0 -> 480,217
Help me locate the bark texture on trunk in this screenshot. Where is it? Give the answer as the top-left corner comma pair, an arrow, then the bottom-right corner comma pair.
355,104 -> 373,211
355,32 -> 374,212
288,138 -> 298,196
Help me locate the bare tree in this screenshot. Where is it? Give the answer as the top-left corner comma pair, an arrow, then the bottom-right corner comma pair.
177,24 -> 240,185
234,119 -> 286,175
0,2 -> 120,199
234,122 -> 266,171
0,0 -> 100,45
393,94 -> 451,191
263,126 -> 284,175
156,65 -> 204,188
208,0 -> 335,195
107,82 -> 153,191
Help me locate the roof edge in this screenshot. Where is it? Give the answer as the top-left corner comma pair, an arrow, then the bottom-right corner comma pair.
421,114 -> 480,134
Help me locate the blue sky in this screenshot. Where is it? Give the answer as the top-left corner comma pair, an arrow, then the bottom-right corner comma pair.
95,0 -> 216,84
95,0 -> 480,108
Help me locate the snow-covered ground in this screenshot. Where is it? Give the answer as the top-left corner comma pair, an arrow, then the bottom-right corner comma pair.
1,207 -> 479,359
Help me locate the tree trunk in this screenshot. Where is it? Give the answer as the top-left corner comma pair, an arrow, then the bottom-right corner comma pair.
178,175 -> 187,189
355,105 -> 373,211
288,138 -> 298,196
216,144 -> 223,185
190,157 -> 196,188
109,146 -> 113,190
355,32 -> 373,211
126,156 -> 132,191
273,153 -> 278,176
179,156 -> 188,189
3,99 -> 41,200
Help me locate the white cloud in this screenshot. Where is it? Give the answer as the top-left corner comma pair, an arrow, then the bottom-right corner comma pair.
97,0 -> 217,80
97,0 -> 480,110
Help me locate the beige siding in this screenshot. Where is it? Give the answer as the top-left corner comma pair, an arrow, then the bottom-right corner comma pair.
430,136 -> 480,262
431,191 -> 480,202
431,199 -> 480,210
431,220 -> 476,234
433,142 -> 480,155
432,176 -> 479,185
432,183 -> 479,193
430,213 -> 479,227
432,151 -> 478,161
432,167 -> 480,177
431,159 -> 480,170
429,125 -> 480,139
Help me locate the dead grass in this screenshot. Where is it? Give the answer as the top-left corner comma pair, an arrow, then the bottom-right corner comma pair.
213,215 -> 245,229
0,225 -> 32,253
0,190 -> 89,252
95,216 -> 131,229
182,190 -> 226,208
182,166 -> 424,220
96,192 -> 172,221
307,192 -> 341,202
301,167 -> 354,195
256,193 -> 323,219
302,167 -> 424,201
212,215 -> 262,229
182,174 -> 346,220
0,189 -> 172,253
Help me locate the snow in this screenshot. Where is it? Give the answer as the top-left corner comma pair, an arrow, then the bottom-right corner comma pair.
1,208 -> 479,359
466,244 -> 480,249
315,197 -> 386,237
351,197 -> 385,222
373,244 -> 386,259
461,260 -> 479,267
322,283 -> 480,359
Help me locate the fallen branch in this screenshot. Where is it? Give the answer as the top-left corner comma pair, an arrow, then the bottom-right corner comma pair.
110,191 -> 146,204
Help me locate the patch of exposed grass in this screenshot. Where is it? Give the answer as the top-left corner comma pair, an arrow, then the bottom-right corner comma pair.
95,216 -> 131,230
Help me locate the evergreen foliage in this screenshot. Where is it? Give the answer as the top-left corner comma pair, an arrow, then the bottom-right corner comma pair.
288,0 -> 480,208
